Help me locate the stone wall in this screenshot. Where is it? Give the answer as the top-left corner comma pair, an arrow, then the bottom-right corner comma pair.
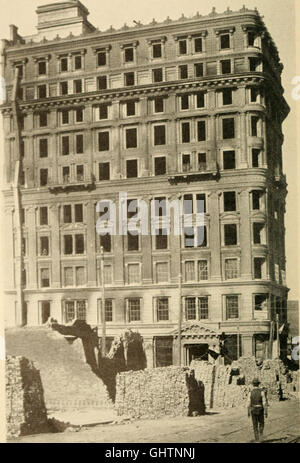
6,355 -> 48,439
115,366 -> 205,419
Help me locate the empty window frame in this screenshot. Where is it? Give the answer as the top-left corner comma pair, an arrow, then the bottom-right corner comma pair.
76,134 -> 84,154
60,57 -> 68,72
127,232 -> 139,251
40,268 -> 50,288
221,59 -> 231,74
97,75 -> 107,90
99,162 -> 110,181
126,101 -> 136,117
152,42 -> 162,58
253,222 -> 265,244
180,94 -> 189,110
154,125 -> 166,145
76,164 -> 84,181
40,168 -> 48,186
182,154 -> 191,172
73,79 -> 82,94
74,54 -> 82,70
224,224 -> 238,246
40,207 -> 48,226
39,112 -> 48,127
98,131 -> 110,151
40,236 -> 49,256
252,149 -> 261,167
222,88 -> 233,105
124,47 -> 134,62
126,128 -> 138,148
254,258 -> 265,279
195,63 -> 204,77
99,103 -> 109,119
222,118 -> 235,139
251,115 -> 260,136
39,138 -> 48,158
97,51 -> 107,66
75,204 -> 83,223
62,166 -> 70,183
124,72 -> 135,86
194,37 -> 203,53
254,294 -> 268,311
224,191 -> 236,211
179,65 -> 188,79
220,33 -> 230,50
154,96 -> 164,113
179,39 -> 187,55
62,136 -> 70,155
181,122 -> 190,143
155,229 -> 168,250
154,156 -> 166,175
60,81 -> 68,95
64,235 -> 73,254
196,91 -> 205,108
198,152 -> 207,171
126,159 -> 138,178
75,234 -> 84,254
100,234 -> 112,253
197,120 -> 206,141
252,190 -> 262,210
223,150 -> 236,169
38,85 -> 47,98
63,205 -> 72,223
153,68 -> 163,82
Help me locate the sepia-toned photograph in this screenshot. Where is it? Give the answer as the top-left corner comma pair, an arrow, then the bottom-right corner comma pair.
0,0 -> 299,445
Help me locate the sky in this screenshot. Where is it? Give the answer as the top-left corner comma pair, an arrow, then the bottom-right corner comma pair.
0,0 -> 298,298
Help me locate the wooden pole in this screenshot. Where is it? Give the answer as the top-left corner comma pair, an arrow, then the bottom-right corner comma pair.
100,246 -> 106,357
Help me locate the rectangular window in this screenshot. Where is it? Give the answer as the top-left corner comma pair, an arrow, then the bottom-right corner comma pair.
253,223 -> 264,244
157,298 -> 169,321
196,193 -> 206,213
197,120 -> 206,141
221,60 -> 231,74
126,101 -> 136,117
154,97 -> 164,113
60,81 -> 68,95
222,118 -> 235,139
127,199 -> 138,219
41,268 -> 50,288
154,197 -> 167,217
98,75 -> 107,90
75,234 -> 84,254
250,87 -> 260,102
224,224 -> 237,246
220,33 -> 230,49
153,68 -> 163,82
62,110 -> 69,125
185,261 -> 195,281
184,194 -> 193,214
40,236 -> 49,256
39,139 -> 48,158
185,298 -> 196,320
64,300 -> 75,320
199,297 -> 209,320
98,131 -> 110,151
128,264 -> 140,285
105,299 -> 113,322
38,85 -> 47,99
249,57 -> 260,72
224,191 -> 236,211
76,134 -> 84,154
99,162 -> 110,181
225,258 -> 239,279
40,207 -> 48,226
100,234 -> 111,253
156,262 -> 168,283
99,104 -> 108,119
76,107 -> 83,123
196,92 -> 205,108
251,116 -> 259,136
252,191 -> 261,210
63,205 -> 72,224
254,258 -> 265,279
252,149 -> 260,167
20,139 -> 25,157
76,165 -> 84,181
248,32 -> 256,46
127,232 -> 139,251
155,229 -> 168,250
62,166 -> 70,183
39,112 -> 48,127
223,150 -> 236,169
179,65 -> 188,79
20,170 -> 25,186
179,39 -> 187,55
75,204 -> 83,223
154,156 -> 166,175
126,159 -> 138,178
104,265 -> 112,285
184,227 -> 194,248
74,55 -> 82,70
75,266 -> 85,286
74,79 -> 82,94
97,51 -> 106,66
153,43 -> 162,58
196,225 -> 207,248
128,298 -> 141,322
222,88 -> 233,105
195,63 -> 204,77
64,235 -> 73,254
198,152 -> 207,171
16,64 -> 23,78
254,294 -> 268,311
62,136 -> 70,156
125,72 -> 135,86
226,295 -> 239,319
182,122 -> 190,143
182,154 -> 191,172
194,37 -> 203,53
198,260 -> 208,281
124,47 -> 134,62
181,94 -> 189,110
60,57 -> 68,72
154,125 -> 166,145
126,128 -> 137,149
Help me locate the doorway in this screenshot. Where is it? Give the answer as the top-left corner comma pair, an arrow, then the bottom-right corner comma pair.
40,301 -> 51,324
185,343 -> 209,365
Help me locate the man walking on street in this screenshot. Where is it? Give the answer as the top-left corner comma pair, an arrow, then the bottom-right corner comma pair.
247,378 -> 268,442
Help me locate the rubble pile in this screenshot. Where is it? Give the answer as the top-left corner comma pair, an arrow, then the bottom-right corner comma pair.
115,366 -> 205,419
6,356 -> 48,439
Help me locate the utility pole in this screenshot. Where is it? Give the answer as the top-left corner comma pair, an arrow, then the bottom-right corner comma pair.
276,313 -> 280,358
100,246 -> 106,357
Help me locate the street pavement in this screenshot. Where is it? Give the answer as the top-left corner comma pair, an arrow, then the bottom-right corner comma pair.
9,398 -> 300,443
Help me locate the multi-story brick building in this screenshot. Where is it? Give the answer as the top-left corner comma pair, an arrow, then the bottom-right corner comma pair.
1,1 -> 290,366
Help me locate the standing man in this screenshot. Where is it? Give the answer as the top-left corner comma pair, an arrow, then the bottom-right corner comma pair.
247,378 -> 268,442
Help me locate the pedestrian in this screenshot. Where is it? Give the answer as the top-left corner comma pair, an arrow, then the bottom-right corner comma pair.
247,378 -> 268,443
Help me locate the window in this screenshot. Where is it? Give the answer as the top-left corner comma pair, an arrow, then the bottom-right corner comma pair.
179,65 -> 188,79
183,194 -> 193,214
76,165 -> 84,181
184,227 -> 194,248
126,159 -> 138,178
64,300 -> 86,322
40,207 -> 48,226
154,97 -> 164,113
196,225 -> 207,248
16,64 -> 23,78
62,110 -> 69,124
155,229 -> 168,250
226,295 -> 239,319
220,33 -> 230,49
223,150 -> 236,170
249,57 -> 260,72
20,139 -> 25,157
97,51 -> 106,66
104,265 -> 112,285
254,294 -> 268,311
196,92 -> 205,108
198,152 -> 207,171
221,60 -> 231,74
75,204 -> 83,223
38,60 -> 46,75
74,55 -> 82,70
254,258 -> 265,279
185,261 -> 195,281
154,197 -> 167,217
22,269 -> 26,287
248,31 -> 256,46
99,162 -> 110,181
128,298 -> 141,322
222,118 -> 235,139
182,154 -> 191,172
194,37 -> 203,53
127,199 -> 138,219
75,266 -> 85,286
125,72 -> 135,86
181,94 -> 189,110
198,260 -> 208,281
39,112 -> 48,127
126,128 -> 137,149
250,87 -> 260,103
195,63 -> 204,77
154,156 -> 166,175
197,120 -> 206,141
99,104 -> 108,120
127,232 -> 139,251
128,264 -> 140,284
62,166 -> 70,183
74,79 -> 82,94
39,139 -> 48,158
252,191 -> 261,210
156,263 -> 168,283
185,298 -> 196,320
75,234 -> 84,254
98,131 -> 110,151
251,116 -> 259,136
179,39 -> 187,55
224,191 -> 236,211
60,57 -> 68,72
182,122 -> 190,143
196,193 -> 206,213
41,268 -> 50,288
224,224 -> 237,246
38,85 -> 47,98
199,297 -> 209,320
100,234 -> 111,253
157,298 -> 169,321
76,107 -> 84,123
64,266 -> 73,287
76,134 -> 84,154
154,125 -> 166,145
105,299 -> 113,322
62,136 -> 70,156
63,205 -> 72,224
21,209 -> 25,225
124,47 -> 134,62
64,235 -> 73,254
253,222 -> 264,244
40,237 -> 49,256
126,101 -> 135,117
252,149 -> 260,167
152,43 -> 162,58
225,258 -> 239,279
20,170 -> 25,186
97,75 -> 107,90
60,81 -> 68,95
153,68 -> 163,82
222,88 -> 233,105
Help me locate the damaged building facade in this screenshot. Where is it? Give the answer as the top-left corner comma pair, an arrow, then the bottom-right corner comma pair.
1,1 -> 289,366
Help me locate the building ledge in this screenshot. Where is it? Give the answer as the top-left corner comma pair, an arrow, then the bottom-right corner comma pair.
168,170 -> 220,184
48,180 -> 95,193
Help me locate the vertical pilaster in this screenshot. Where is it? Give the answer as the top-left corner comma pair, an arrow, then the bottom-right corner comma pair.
240,111 -> 248,168
141,196 -> 152,284
50,204 -> 61,288
209,192 -> 221,281
86,201 -> 97,286
239,189 -> 252,279
27,206 -> 38,289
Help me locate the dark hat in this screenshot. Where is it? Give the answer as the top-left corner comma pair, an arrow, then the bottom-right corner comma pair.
252,378 -> 260,386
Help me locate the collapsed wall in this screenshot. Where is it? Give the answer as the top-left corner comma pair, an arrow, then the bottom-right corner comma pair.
115,366 -> 205,419
6,355 -> 48,439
